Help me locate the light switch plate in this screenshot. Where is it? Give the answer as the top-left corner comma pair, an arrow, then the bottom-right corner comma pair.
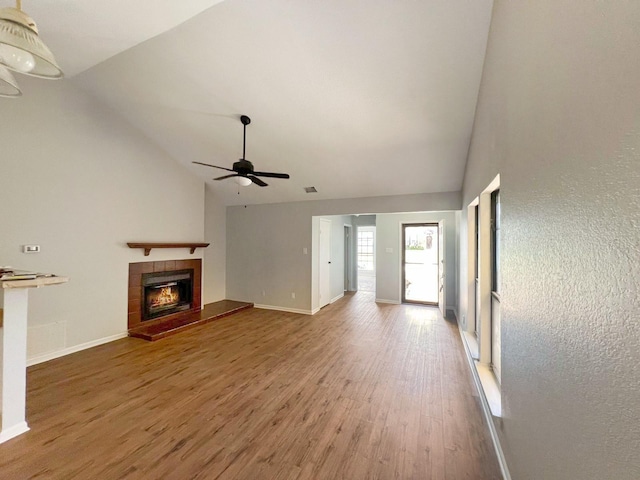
23,245 -> 40,253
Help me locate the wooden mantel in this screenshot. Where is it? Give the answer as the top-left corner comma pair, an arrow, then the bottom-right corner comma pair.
127,242 -> 209,256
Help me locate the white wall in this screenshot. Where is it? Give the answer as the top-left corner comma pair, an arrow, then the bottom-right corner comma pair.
459,1 -> 640,478
0,78 -> 220,363
203,185 -> 226,303
226,192 -> 460,313
375,212 -> 457,312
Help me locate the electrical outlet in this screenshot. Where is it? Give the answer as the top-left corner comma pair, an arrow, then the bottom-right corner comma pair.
303,247 -> 308,255
291,292 -> 296,299
262,290 -> 266,297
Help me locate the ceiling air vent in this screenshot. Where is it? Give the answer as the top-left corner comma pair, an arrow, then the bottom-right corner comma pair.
304,187 -> 318,193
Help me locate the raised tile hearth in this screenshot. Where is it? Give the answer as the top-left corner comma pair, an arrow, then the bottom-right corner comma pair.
127,259 -> 253,340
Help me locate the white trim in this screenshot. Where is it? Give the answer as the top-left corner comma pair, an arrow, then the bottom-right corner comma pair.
375,298 -> 400,304
463,330 -> 480,360
0,421 -> 29,444
27,332 -> 128,367
466,197 -> 479,335
318,218 -> 332,309
476,361 -> 502,416
254,304 -> 314,315
458,324 -> 511,480
330,293 -> 344,304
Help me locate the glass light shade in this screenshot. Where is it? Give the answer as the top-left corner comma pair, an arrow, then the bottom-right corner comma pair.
234,176 -> 252,187
0,8 -> 63,79
0,43 -> 34,72
0,63 -> 21,96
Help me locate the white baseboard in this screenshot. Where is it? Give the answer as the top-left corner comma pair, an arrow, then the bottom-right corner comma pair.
375,298 -> 400,304
0,421 -> 29,444
457,324 -> 511,480
27,332 -> 128,367
330,293 -> 344,304
254,304 -> 314,315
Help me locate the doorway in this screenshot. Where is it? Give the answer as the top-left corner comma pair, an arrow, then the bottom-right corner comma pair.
357,226 -> 375,292
402,223 -> 439,304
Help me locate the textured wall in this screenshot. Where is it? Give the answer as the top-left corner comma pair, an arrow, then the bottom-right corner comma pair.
461,1 -> 640,478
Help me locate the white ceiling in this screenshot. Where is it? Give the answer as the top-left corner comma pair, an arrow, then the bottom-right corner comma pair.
38,0 -> 493,206
20,0 -> 225,76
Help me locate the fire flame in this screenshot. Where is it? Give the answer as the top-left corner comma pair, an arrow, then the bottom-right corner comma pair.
150,286 -> 179,307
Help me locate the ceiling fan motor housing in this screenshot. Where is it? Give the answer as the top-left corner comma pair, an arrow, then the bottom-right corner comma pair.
233,159 -> 254,175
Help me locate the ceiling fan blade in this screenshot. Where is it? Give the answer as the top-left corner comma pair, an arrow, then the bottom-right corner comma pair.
192,161 -> 235,172
253,171 -> 290,179
248,175 -> 268,187
213,174 -> 238,181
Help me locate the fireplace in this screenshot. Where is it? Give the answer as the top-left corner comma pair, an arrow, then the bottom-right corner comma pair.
128,259 -> 202,331
142,270 -> 193,321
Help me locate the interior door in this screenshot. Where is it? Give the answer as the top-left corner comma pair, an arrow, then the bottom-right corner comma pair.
319,218 -> 331,308
438,220 -> 445,318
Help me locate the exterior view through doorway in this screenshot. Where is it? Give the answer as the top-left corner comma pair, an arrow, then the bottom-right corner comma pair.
402,223 -> 439,305
357,226 -> 376,292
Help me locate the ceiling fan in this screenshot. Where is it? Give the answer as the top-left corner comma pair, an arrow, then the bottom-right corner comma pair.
193,115 -> 290,187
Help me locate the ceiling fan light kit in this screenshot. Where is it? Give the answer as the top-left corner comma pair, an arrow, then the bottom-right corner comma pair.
193,114 -> 290,188
234,176 -> 252,187
0,62 -> 19,95
0,0 -> 63,97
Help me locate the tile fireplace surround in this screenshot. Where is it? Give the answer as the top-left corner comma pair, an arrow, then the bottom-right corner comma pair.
127,259 -> 202,331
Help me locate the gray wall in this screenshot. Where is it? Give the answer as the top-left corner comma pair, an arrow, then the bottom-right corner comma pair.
0,78 -> 214,362
203,185 -> 227,303
459,1 -> 640,478
226,192 -> 460,312
376,212 -> 457,313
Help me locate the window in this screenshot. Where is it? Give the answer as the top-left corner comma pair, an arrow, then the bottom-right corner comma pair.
357,230 -> 374,271
491,190 -> 500,293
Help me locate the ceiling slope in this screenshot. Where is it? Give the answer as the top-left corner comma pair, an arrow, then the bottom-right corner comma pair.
72,0 -> 493,206
18,0 -> 226,76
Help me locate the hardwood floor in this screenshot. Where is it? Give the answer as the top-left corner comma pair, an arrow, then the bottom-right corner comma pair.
0,291 -> 501,479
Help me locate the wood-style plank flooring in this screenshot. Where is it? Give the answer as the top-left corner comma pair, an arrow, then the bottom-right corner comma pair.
0,291 -> 501,479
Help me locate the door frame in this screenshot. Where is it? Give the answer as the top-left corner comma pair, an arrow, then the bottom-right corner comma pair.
401,222 -> 439,305
343,224 -> 353,291
318,218 -> 331,309
438,219 -> 446,318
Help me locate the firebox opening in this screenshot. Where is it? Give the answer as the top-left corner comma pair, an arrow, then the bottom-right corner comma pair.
142,269 -> 193,321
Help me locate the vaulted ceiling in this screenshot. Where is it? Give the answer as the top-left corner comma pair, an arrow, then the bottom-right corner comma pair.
27,0 -> 493,206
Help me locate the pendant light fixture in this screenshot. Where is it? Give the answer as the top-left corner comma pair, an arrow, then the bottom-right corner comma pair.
0,0 -> 62,97
0,63 -> 20,96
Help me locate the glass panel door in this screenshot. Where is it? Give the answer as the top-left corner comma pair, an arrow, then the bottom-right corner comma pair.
402,224 -> 439,304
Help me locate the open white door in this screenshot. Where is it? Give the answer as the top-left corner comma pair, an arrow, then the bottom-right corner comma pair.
438,220 -> 446,318
319,218 -> 331,309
